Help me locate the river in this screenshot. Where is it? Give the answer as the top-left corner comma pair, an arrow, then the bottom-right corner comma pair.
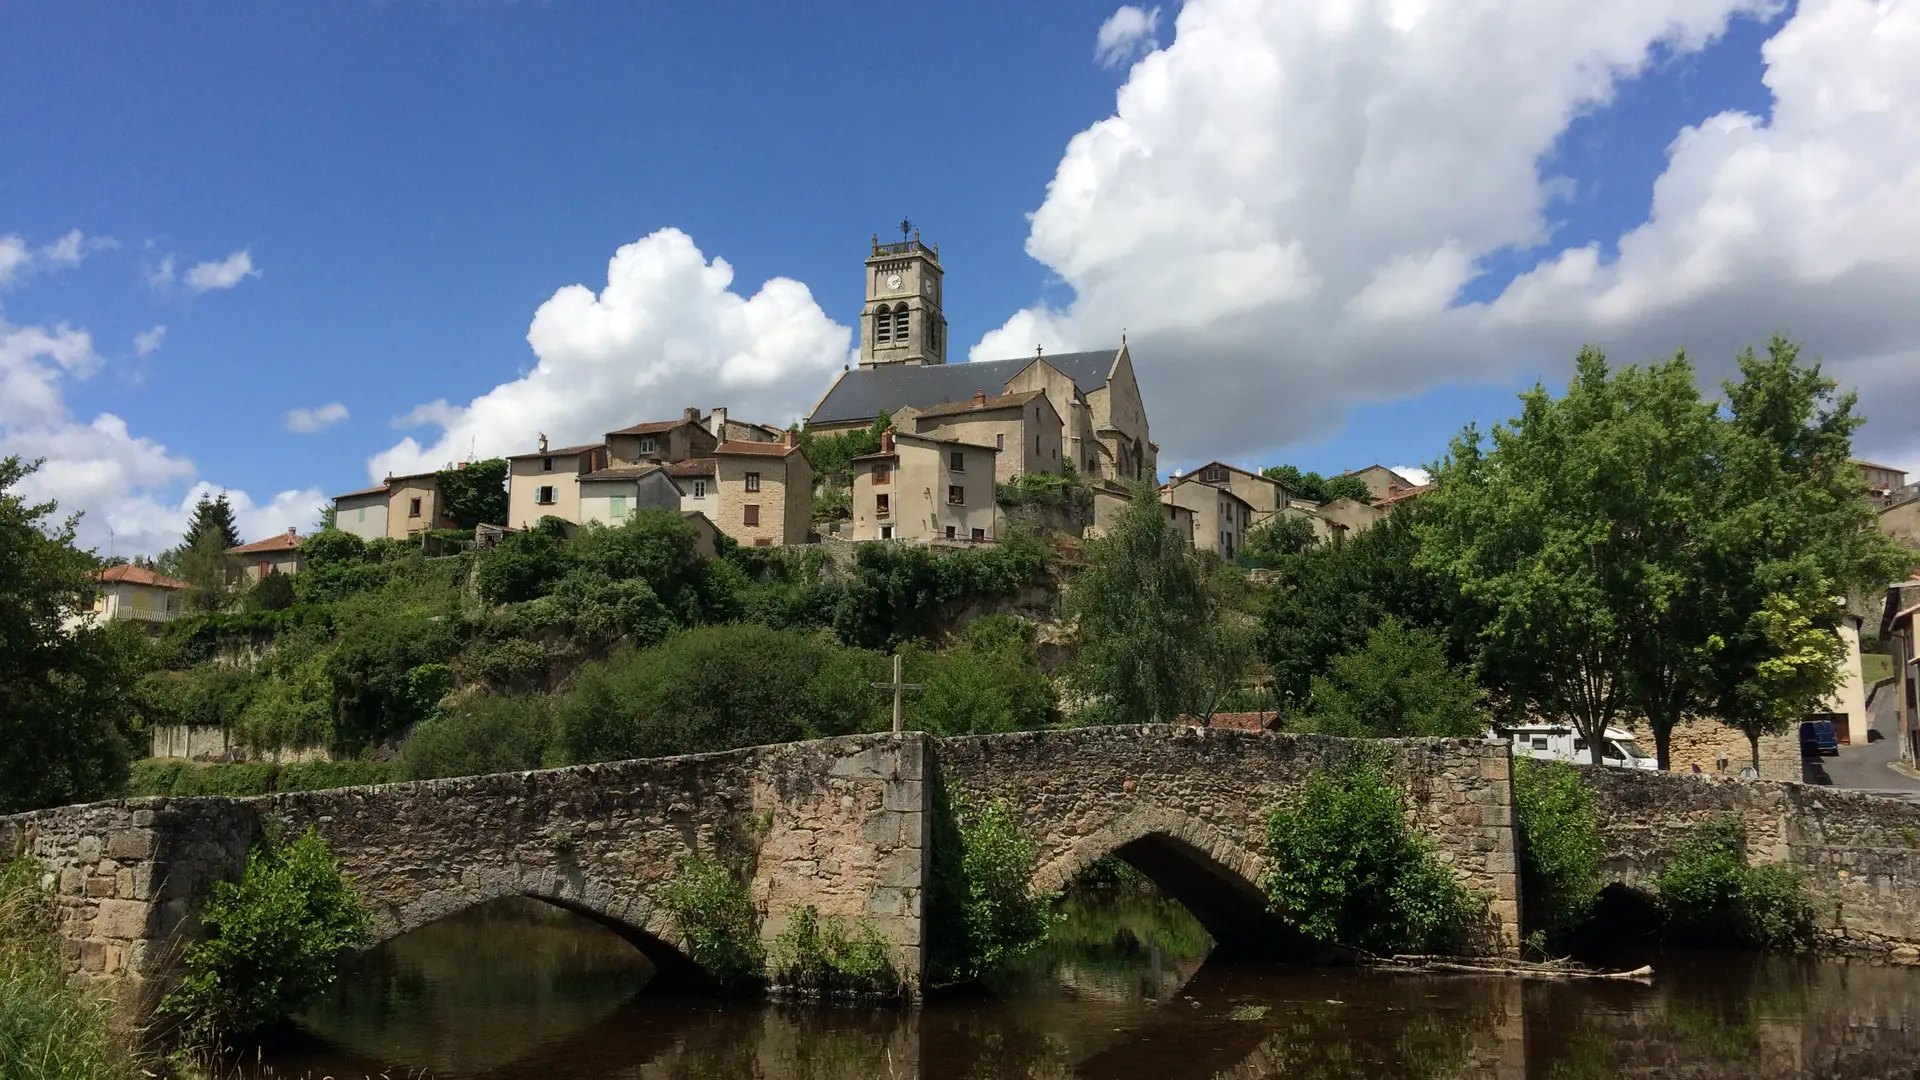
254,889 -> 1920,1079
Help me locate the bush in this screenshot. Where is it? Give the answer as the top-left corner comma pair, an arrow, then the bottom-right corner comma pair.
911,618 -> 1055,736
1301,617 -> 1484,738
927,789 -> 1053,986
996,471 -> 1093,514
770,905 -> 898,997
276,760 -> 392,792
127,761 -> 278,797
1262,757 -> 1478,955
159,828 -> 371,1046
1511,758 -> 1602,945
1654,817 -> 1813,950
832,531 -> 1050,649
476,528 -> 572,604
554,625 -> 885,765
250,570 -> 296,611
659,855 -> 765,990
323,609 -> 460,752
0,860 -> 140,1080
397,694 -> 555,780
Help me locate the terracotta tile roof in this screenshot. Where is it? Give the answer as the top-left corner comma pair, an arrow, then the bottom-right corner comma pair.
332,484 -> 389,500
914,390 -> 1047,420
386,470 -> 440,484
229,530 -> 302,554
607,418 -> 698,437
714,440 -> 801,457
98,564 -> 191,589
507,442 -> 602,460
1382,483 -> 1435,504
1854,459 -> 1906,472
580,464 -> 665,481
662,458 -> 717,477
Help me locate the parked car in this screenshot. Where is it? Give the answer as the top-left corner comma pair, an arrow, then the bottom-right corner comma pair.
1498,724 -> 1658,771
1799,720 -> 1840,757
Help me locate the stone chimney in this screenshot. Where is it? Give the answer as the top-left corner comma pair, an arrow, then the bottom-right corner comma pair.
708,407 -> 728,438
286,527 -> 296,537
538,433 -> 549,453
684,406 -> 701,423
783,428 -> 796,448
880,429 -> 895,453
972,389 -> 987,407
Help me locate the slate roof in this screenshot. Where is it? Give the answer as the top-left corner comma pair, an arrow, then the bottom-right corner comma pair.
806,349 -> 1118,426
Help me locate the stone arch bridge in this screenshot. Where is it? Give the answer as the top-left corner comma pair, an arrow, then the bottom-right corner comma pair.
6,727 -> 1920,1024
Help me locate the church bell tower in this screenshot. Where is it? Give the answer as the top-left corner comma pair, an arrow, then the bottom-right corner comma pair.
859,222 -> 946,368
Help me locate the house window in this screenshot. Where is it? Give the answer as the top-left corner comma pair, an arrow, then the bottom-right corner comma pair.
409,497 -> 422,518
639,437 -> 657,454
754,537 -> 773,547
946,525 -> 956,540
949,451 -> 964,471
537,486 -> 557,505
880,525 -> 894,540
971,527 -> 985,541
948,485 -> 965,506
609,495 -> 627,520
875,494 -> 890,517
873,464 -> 890,485
1530,737 -> 1549,751
744,504 -> 760,526
692,480 -> 707,498
745,472 -> 761,492
542,457 -> 554,472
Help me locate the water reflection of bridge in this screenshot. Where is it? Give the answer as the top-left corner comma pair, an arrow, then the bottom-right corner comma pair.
281,950 -> 1920,1080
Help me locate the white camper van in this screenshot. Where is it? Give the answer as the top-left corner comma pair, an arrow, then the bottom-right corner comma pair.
1499,724 -> 1657,771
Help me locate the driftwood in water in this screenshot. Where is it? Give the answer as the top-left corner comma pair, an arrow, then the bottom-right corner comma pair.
1369,953 -> 1654,981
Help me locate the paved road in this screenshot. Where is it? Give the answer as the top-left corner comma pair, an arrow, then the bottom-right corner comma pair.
1801,682 -> 1920,800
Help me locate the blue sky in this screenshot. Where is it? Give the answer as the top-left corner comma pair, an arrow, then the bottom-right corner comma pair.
5,0 -> 1915,552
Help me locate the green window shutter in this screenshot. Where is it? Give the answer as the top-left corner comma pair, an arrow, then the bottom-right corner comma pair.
610,495 -> 627,519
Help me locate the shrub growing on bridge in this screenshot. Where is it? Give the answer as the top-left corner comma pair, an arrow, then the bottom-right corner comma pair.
1262,757 -> 1478,955
927,789 -> 1054,986
1511,758 -> 1602,947
770,905 -> 896,998
1654,816 -> 1813,951
158,828 -> 370,1047
660,855 -> 765,991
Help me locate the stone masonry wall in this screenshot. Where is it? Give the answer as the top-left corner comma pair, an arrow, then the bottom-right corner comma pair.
935,726 -> 1522,956
0,733 -> 929,1023
1583,766 -> 1920,959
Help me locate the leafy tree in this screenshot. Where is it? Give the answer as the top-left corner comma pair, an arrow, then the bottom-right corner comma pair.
795,414 -> 889,485
1260,504 -> 1473,712
476,527 -> 572,604
1262,464 -> 1372,504
1420,349 -> 1718,767
159,829 -> 370,1046
396,694 -> 555,780
1702,340 -> 1911,771
1303,616 -> 1484,738
1065,484 -> 1248,723
568,509 -> 708,616
1241,512 -> 1319,563
324,609 -> 461,752
250,569 -> 295,611
434,457 -> 509,528
0,457 -> 150,812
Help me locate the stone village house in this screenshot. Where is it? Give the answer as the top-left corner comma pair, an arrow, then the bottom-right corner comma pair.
228,528 -> 304,584
848,429 -> 1000,543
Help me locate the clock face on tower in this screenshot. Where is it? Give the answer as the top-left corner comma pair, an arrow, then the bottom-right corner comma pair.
885,272 -> 902,291
924,278 -> 935,297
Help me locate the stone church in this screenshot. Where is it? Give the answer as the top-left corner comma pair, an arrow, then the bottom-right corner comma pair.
805,232 -> 1156,485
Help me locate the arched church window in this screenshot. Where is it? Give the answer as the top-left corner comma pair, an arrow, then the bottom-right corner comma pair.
894,305 -> 910,341
875,308 -> 891,344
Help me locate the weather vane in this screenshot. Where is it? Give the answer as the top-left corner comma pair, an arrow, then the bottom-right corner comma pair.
899,217 -> 913,241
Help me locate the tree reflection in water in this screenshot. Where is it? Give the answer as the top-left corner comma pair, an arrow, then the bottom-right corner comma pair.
256,889 -> 1920,1080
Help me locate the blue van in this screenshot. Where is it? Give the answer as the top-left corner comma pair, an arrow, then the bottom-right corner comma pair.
1799,720 -> 1839,757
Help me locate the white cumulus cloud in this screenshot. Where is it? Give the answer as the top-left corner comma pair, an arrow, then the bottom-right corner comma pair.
0,309 -> 320,555
145,254 -> 176,291
184,248 -> 261,292
284,402 -> 350,434
0,236 -> 28,287
39,229 -> 117,268
977,0 -> 1920,471
133,325 -> 167,357
369,227 -> 851,480
1095,5 -> 1162,68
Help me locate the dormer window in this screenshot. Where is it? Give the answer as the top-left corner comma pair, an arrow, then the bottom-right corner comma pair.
639,437 -> 658,454
542,457 -> 555,472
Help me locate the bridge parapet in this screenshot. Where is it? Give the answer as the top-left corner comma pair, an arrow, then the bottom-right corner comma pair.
933,726 -> 1522,956
0,733 -> 930,1022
